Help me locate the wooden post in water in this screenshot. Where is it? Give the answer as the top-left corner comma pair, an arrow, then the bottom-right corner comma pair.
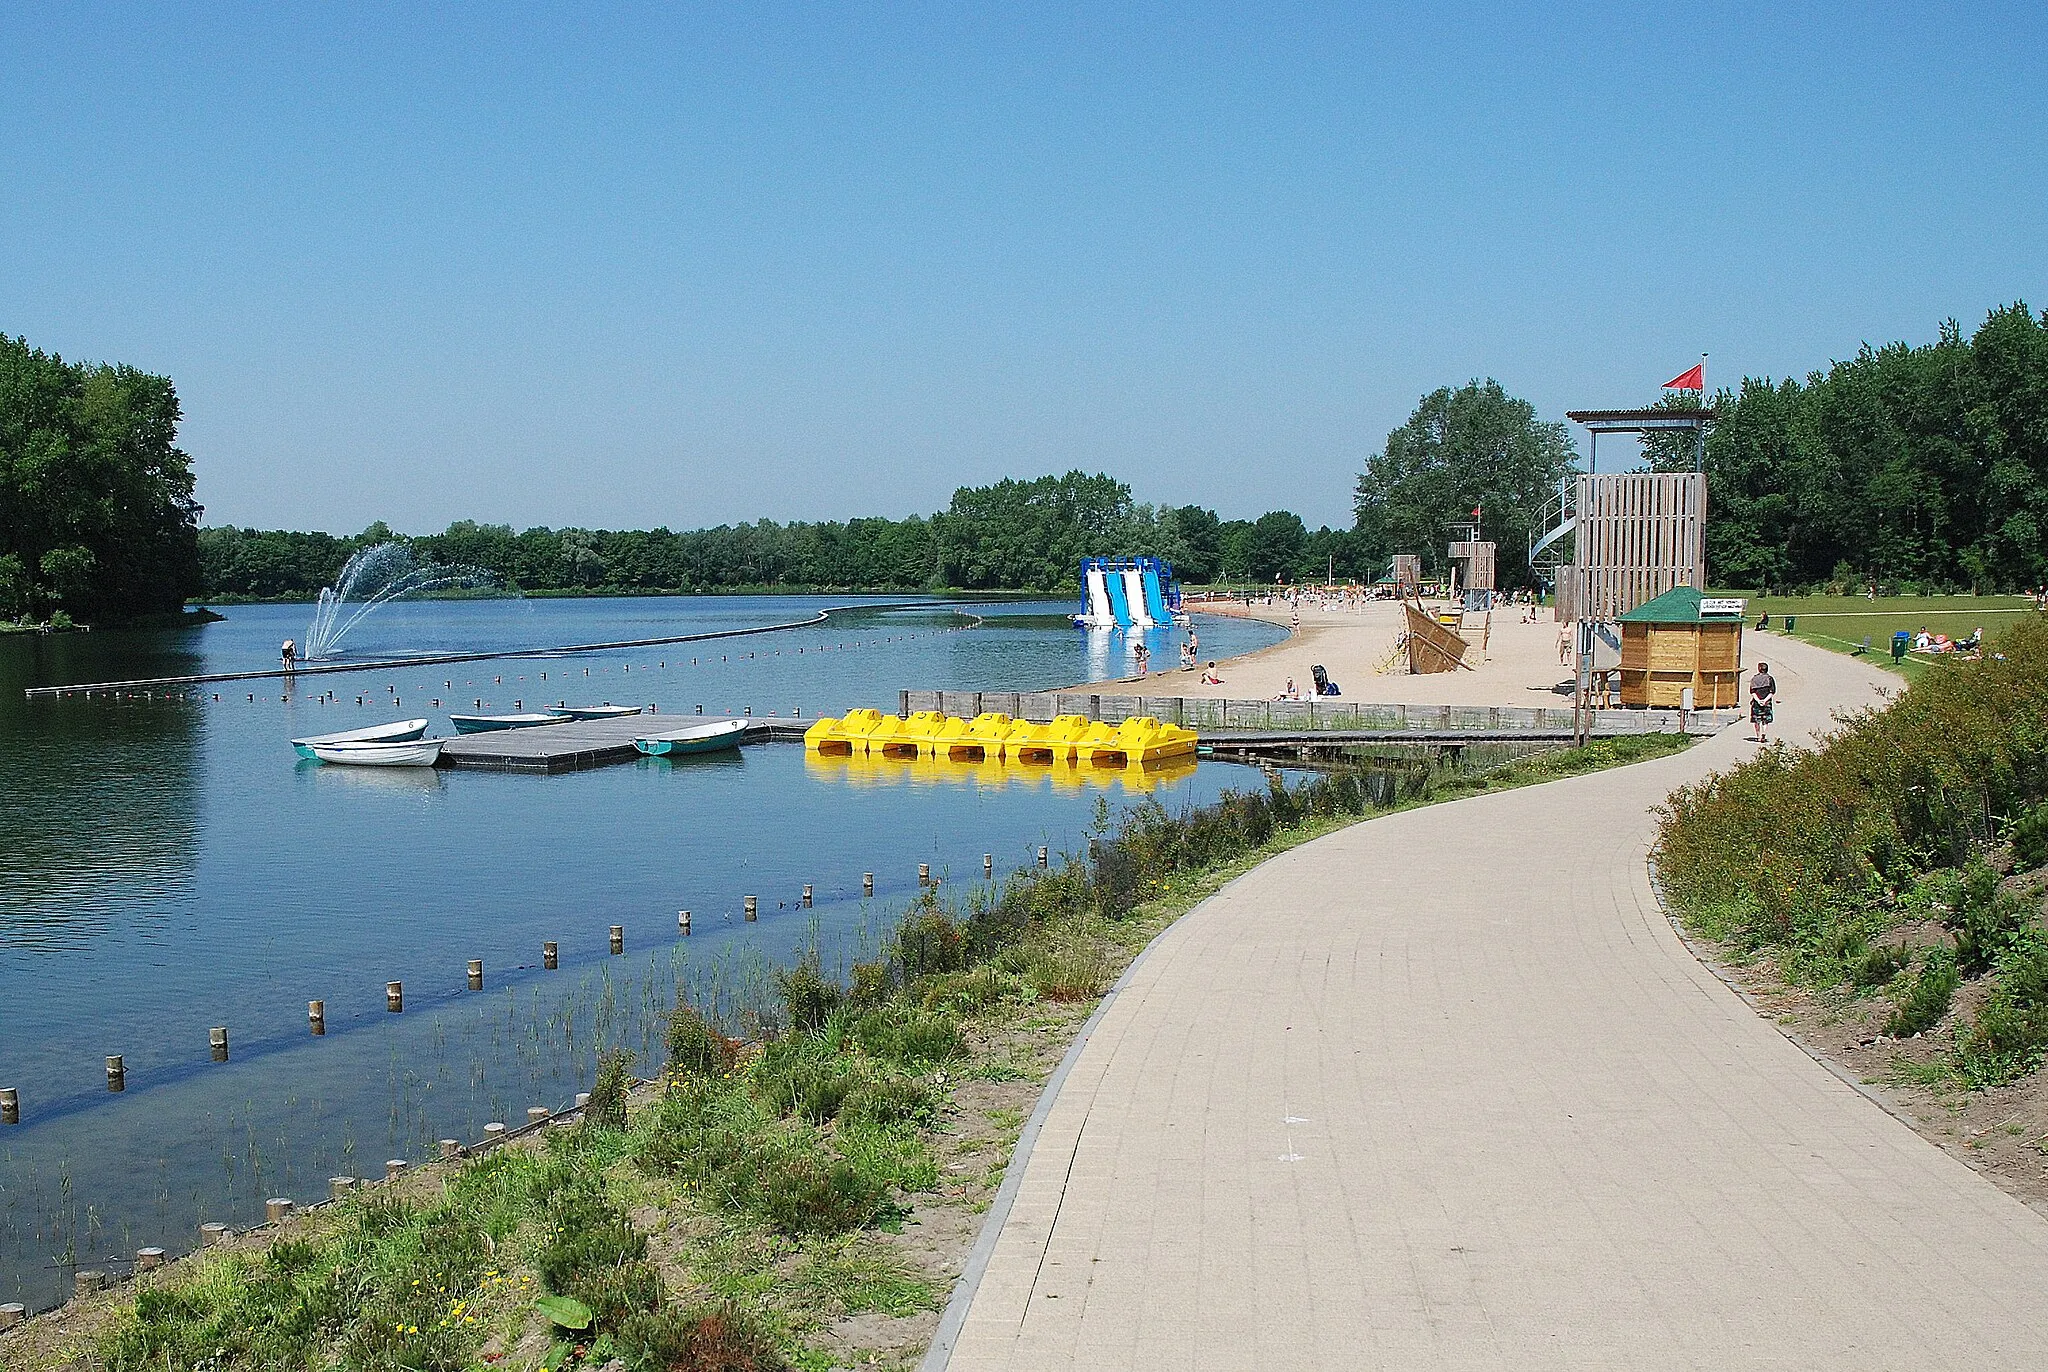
199,1222 -> 230,1247
483,1121 -> 507,1143
210,1027 -> 229,1061
439,1139 -> 461,1160
136,1248 -> 165,1273
106,1055 -> 125,1092
328,1176 -> 357,1199
802,884 -> 813,907
918,863 -> 930,887
609,925 -> 624,954
0,1087 -> 15,1125
678,910 -> 691,935
1038,846 -> 1049,868
467,959 -> 483,990
384,1159 -> 407,1181
543,940 -> 558,969
526,1106 -> 550,1127
266,1198 -> 294,1223
744,895 -> 757,921
386,982 -> 403,1012
984,853 -> 994,878
308,1000 -> 325,1035
74,1270 -> 105,1299
0,1303 -> 23,1329
575,1091 -> 591,1110
863,872 -> 874,897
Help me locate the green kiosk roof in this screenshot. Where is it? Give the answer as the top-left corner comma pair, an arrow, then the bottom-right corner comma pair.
1617,587 -> 1746,624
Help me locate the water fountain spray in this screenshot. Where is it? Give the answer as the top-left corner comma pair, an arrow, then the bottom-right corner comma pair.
303,543 -> 495,659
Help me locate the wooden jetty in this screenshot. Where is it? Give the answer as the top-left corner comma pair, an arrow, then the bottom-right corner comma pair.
439,715 -> 799,772
896,689 -> 1735,738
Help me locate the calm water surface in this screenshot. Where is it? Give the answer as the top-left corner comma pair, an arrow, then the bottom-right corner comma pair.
0,596 -> 1284,1305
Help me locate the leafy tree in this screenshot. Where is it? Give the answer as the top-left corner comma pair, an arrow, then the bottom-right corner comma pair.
1353,379 -> 1577,587
0,333 -> 202,620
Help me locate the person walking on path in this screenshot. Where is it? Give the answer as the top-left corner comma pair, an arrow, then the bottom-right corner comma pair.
1749,660 -> 1777,742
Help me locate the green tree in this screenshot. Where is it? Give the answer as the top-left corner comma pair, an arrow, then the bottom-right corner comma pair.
1353,379 -> 1577,587
0,334 -> 202,620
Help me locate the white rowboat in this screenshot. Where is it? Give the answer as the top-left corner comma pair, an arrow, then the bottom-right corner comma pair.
307,739 -> 446,768
291,718 -> 429,758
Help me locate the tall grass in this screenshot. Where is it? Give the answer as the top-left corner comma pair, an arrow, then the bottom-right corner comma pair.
1658,617 -> 2048,1080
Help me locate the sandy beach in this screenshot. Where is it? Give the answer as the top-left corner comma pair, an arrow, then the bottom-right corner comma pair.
1079,597 -> 1594,708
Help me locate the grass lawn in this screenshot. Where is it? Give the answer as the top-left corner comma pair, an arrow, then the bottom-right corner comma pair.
1711,592 -> 2041,678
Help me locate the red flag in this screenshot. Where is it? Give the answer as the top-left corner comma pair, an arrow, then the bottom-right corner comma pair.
1663,363 -> 1703,391
1471,506 -> 1482,520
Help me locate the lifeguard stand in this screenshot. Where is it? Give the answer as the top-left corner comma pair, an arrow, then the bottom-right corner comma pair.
1541,406 -> 1715,739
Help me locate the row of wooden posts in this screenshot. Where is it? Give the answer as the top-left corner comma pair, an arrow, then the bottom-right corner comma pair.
0,1088 -> 600,1327
0,847 -> 1051,1128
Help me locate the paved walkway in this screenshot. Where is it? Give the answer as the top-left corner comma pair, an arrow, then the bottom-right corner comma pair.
936,636 -> 2048,1370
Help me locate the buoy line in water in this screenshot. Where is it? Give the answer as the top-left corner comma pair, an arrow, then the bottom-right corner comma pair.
22,600 -> 975,698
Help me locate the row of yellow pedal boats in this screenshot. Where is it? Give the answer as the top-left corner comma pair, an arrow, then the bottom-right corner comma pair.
804,708 -> 1198,768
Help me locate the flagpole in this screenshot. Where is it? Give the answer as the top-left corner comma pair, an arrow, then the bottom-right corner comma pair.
1695,351 -> 1709,473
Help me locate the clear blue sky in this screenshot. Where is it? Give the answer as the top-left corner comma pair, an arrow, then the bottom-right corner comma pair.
4,3 -> 2043,534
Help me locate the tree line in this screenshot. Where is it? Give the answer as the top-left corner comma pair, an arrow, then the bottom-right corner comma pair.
1648,301 -> 2048,593
16,300 -> 2044,620
198,472 -> 1368,601
0,335 -> 202,623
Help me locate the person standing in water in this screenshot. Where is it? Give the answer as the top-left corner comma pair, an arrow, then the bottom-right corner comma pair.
1749,661 -> 1777,743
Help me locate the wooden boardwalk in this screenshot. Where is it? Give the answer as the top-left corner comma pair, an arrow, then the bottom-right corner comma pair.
899,689 -> 1738,737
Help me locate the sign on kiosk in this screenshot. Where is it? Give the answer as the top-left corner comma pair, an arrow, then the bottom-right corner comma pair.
1699,598 -> 1747,618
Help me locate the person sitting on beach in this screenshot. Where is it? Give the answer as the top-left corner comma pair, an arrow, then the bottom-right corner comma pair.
1200,661 -> 1224,685
1279,678 -> 1301,701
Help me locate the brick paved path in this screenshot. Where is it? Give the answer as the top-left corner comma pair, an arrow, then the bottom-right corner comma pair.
934,636 -> 2048,1370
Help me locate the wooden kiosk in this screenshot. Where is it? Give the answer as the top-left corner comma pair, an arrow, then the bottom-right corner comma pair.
1616,587 -> 1743,708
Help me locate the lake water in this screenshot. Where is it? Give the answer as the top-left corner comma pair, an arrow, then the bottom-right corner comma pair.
0,595 -> 1284,1307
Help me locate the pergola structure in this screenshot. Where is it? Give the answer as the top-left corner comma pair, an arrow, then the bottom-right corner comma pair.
1563,406 -> 1715,473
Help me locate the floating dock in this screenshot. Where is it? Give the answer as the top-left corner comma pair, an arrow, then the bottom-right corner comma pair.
437,715 -> 797,772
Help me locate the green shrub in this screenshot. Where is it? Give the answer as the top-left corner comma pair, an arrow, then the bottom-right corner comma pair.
841,1072 -> 941,1129
536,1188 -> 647,1293
848,958 -> 895,1007
849,1006 -> 962,1065
1957,937 -> 2048,1086
756,1038 -> 857,1123
667,999 -> 739,1079
2012,802 -> 2048,870
895,903 -> 965,977
1941,860 -> 2035,976
584,1047 -> 634,1131
755,1150 -> 890,1235
777,952 -> 844,1035
1020,936 -> 1116,1001
619,1303 -> 789,1372
1885,946 -> 1959,1036
1851,941 -> 1911,989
